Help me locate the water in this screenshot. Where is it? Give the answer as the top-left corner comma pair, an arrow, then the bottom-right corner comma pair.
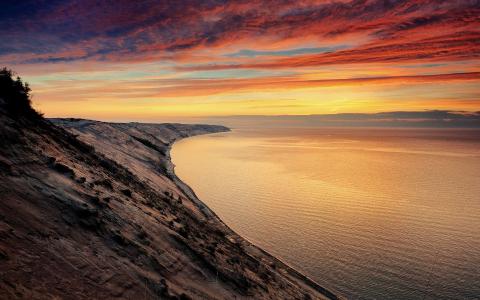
171,127 -> 480,299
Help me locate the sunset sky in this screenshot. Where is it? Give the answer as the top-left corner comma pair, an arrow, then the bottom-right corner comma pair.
1,0 -> 479,121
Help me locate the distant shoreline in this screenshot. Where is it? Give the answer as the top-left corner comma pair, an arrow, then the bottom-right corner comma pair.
50,118 -> 343,299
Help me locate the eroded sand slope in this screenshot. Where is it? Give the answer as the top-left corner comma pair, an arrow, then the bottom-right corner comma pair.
0,105 -> 338,299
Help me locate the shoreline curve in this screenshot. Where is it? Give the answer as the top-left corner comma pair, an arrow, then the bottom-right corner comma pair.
167,130 -> 343,300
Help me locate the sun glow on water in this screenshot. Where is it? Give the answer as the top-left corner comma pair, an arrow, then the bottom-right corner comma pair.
172,127 -> 480,299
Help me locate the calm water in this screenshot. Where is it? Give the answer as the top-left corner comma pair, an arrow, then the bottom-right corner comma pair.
171,127 -> 480,300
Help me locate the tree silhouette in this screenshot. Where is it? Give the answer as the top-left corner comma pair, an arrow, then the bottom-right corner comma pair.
0,67 -> 41,118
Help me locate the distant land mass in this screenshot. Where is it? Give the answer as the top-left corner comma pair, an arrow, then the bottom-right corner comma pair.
197,111 -> 480,129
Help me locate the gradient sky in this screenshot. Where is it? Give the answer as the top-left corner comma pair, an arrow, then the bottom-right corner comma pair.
1,0 -> 479,120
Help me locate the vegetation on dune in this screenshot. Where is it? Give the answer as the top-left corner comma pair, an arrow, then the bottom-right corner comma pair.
0,67 -> 41,118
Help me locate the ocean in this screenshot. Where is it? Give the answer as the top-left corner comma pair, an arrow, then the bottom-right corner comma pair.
171,127 -> 480,299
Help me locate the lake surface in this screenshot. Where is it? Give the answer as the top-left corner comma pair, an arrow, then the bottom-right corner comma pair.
171,127 -> 480,300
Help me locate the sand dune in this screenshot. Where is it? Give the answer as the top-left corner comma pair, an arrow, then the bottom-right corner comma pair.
0,99 -> 339,299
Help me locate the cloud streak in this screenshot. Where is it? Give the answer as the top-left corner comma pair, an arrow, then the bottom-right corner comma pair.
33,72 -> 479,100
2,0 -> 479,65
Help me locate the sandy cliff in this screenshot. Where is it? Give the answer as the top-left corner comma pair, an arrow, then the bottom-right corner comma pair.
0,98 -> 339,298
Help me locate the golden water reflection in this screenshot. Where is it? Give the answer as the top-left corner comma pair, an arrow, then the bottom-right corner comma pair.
171,128 -> 480,299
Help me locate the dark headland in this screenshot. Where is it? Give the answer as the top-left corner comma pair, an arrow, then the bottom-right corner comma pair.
0,68 -> 341,299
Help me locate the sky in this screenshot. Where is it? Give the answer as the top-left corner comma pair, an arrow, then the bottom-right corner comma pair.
1,0 -> 479,121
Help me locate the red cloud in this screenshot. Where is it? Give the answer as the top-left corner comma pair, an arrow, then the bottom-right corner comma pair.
1,0 -> 478,67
